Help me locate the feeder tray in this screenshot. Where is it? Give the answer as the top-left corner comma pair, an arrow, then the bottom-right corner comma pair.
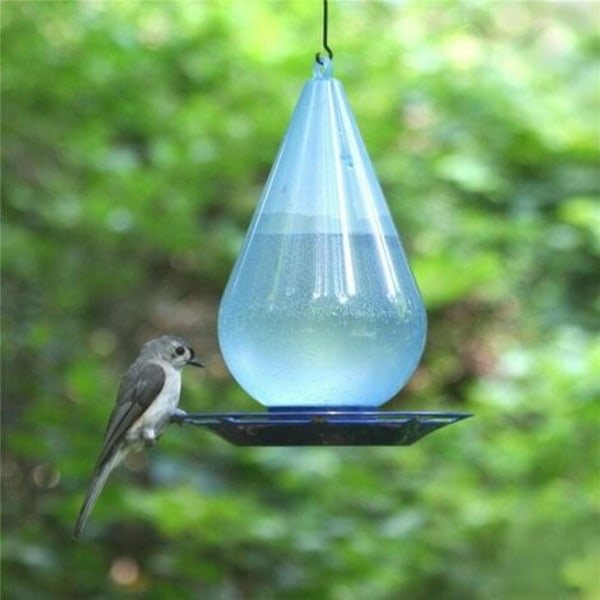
175,409 -> 471,446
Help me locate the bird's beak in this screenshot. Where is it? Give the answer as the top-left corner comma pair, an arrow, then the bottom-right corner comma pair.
187,357 -> 204,368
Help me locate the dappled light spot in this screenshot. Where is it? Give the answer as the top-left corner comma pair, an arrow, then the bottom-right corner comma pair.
109,556 -> 140,587
31,463 -> 61,490
443,34 -> 482,70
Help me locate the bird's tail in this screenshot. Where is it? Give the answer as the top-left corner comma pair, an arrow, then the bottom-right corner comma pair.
73,449 -> 124,539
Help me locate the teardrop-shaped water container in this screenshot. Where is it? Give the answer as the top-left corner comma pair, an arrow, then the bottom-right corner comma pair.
218,59 -> 426,408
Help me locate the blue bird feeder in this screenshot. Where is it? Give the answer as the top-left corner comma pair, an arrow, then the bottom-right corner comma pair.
182,14 -> 470,444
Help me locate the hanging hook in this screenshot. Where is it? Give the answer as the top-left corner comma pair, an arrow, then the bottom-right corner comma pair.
315,0 -> 334,64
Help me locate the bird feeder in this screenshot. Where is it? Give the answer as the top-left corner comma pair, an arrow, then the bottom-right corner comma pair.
178,3 -> 470,445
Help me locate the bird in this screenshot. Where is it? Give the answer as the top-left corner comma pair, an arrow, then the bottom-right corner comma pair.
74,335 -> 203,538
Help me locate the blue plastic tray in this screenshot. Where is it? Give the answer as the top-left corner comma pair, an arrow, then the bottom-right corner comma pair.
174,410 -> 471,446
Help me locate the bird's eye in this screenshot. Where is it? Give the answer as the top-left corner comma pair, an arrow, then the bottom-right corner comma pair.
175,346 -> 186,356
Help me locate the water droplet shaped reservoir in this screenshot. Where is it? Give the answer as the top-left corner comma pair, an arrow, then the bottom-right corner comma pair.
218,59 -> 426,408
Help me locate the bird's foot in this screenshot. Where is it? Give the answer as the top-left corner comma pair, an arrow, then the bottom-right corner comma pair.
170,408 -> 187,425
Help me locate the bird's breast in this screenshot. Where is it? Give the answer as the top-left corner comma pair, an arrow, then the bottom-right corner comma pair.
132,363 -> 182,438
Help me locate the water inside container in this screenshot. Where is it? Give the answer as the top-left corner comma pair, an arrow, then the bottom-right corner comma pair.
218,58 -> 426,407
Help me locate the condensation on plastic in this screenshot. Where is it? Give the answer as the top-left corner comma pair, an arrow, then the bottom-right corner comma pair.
218,58 -> 427,408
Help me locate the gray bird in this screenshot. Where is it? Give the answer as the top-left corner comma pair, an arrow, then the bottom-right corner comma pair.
74,335 -> 203,538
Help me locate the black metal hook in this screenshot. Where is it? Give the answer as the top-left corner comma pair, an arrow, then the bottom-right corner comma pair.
315,0 -> 333,64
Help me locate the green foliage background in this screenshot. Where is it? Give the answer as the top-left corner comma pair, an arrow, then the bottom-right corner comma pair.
2,1 -> 599,598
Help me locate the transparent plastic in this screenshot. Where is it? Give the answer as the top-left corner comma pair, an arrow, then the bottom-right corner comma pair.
218,59 -> 426,408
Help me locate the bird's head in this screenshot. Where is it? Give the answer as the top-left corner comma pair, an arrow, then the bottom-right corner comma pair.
141,335 -> 204,370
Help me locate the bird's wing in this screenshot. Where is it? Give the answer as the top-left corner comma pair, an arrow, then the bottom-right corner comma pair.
74,362 -> 166,538
94,362 -> 166,471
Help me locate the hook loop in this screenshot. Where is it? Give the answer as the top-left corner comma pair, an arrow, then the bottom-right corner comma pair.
313,55 -> 333,79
